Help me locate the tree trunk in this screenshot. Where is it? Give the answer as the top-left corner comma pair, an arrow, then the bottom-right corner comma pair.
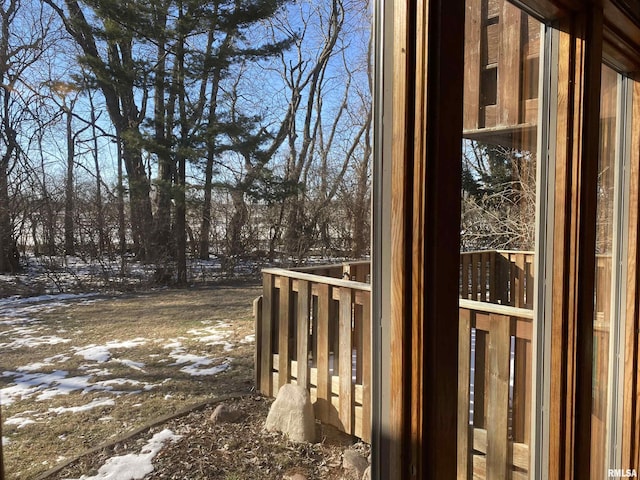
121,133 -> 153,259
174,4 -> 187,285
117,135 -> 126,261
175,154 -> 187,284
152,5 -> 173,265
64,106 -> 75,256
0,158 -> 18,273
89,90 -> 105,256
199,151 -> 214,260
227,189 -> 249,258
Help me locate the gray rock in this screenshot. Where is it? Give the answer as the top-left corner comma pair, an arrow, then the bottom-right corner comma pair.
265,384 -> 316,443
362,465 -> 371,480
283,474 -> 307,480
209,403 -> 242,424
343,449 -> 369,478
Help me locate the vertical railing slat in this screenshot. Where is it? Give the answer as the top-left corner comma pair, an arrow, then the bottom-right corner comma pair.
487,314 -> 512,479
512,337 -> 532,448
489,251 -> 497,303
462,253 -> 470,299
278,276 -> 292,389
474,325 -> 488,429
339,287 -> 353,434
481,251 -> 489,302
361,291 -> 372,443
515,253 -> 525,308
297,280 -> 311,389
316,283 -> 331,423
354,302 -> 364,384
525,254 -> 534,309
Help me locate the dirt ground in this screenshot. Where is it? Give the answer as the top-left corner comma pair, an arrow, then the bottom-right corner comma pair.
0,285 -> 369,480
46,395 -> 370,480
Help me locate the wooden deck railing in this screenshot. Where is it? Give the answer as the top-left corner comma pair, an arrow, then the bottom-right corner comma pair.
459,250 -> 535,308
457,300 -> 533,480
253,252 -> 611,472
254,265 -> 372,442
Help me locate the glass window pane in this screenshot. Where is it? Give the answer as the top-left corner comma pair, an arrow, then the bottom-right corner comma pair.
459,1 -> 541,478
591,64 -> 619,479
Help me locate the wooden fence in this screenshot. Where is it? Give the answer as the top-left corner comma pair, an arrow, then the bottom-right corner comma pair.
253,252 -> 610,476
459,250 -> 535,308
457,299 -> 533,480
254,265 -> 372,442
457,252 -> 612,479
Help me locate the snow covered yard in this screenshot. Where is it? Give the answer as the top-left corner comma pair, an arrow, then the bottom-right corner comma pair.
0,286 -> 260,479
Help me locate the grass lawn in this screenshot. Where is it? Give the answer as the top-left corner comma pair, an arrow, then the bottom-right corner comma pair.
0,285 -> 261,479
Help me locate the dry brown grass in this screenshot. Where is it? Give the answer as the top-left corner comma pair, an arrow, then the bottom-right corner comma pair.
0,285 -> 261,479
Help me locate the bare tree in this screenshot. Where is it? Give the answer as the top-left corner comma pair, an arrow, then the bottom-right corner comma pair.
0,0 -> 58,271
44,0 -> 154,259
460,141 -> 537,251
262,0 -> 372,261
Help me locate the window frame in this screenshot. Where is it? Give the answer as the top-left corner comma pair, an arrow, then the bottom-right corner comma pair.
376,0 -> 640,478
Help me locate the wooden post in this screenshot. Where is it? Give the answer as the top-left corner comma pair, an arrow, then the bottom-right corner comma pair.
260,274 -> 275,396
458,308 -> 473,480
389,4 -> 464,478
253,296 -> 263,391
489,251 -> 497,303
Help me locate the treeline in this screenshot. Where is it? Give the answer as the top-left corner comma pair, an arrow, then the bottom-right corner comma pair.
0,0 -> 372,280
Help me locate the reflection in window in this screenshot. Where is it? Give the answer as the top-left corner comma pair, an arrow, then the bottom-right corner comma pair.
458,0 -> 541,478
591,64 -> 619,480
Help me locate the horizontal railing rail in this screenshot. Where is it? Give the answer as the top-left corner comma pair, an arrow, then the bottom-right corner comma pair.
290,260 -> 371,283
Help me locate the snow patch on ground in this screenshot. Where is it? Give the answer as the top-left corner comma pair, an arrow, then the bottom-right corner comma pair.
66,429 -> 182,480
1,334 -> 72,349
116,359 -> 146,371
16,354 -> 71,373
48,398 -> 115,415
167,343 -> 231,376
0,369 -> 159,406
180,359 -> 231,376
188,322 -> 234,351
0,290 -> 239,464
4,416 -> 36,429
73,339 -> 147,363
0,293 -> 97,309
